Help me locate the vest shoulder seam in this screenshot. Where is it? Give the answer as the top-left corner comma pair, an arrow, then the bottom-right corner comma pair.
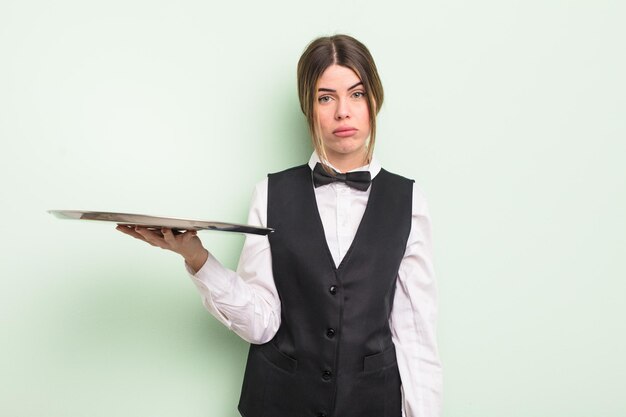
267,164 -> 309,178
378,168 -> 415,184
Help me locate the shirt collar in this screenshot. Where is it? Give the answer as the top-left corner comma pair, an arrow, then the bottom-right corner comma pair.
307,152 -> 382,179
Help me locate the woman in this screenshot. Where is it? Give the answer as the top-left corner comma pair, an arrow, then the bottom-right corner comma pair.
117,34 -> 442,417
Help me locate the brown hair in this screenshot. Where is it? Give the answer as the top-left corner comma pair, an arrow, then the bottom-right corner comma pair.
297,34 -> 384,167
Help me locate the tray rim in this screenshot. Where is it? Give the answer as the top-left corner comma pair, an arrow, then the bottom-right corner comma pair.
48,209 -> 274,235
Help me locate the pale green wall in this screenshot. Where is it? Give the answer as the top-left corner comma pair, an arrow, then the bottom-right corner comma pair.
1,1 -> 625,416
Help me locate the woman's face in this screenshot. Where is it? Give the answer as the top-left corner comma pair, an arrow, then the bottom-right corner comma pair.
315,64 -> 371,166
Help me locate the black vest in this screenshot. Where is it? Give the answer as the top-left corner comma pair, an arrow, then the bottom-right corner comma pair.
238,164 -> 413,417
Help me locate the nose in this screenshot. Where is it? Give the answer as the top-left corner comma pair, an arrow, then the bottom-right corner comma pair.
335,98 -> 350,120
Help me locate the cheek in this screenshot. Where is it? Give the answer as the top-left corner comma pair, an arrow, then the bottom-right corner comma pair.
359,102 -> 371,119
317,109 -> 335,130
357,104 -> 371,130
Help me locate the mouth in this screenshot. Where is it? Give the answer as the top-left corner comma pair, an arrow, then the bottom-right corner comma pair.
333,127 -> 358,137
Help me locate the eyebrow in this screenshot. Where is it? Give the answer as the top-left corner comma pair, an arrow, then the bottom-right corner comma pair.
317,81 -> 364,93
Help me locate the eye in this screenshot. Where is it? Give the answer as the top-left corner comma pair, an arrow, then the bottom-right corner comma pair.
318,95 -> 332,104
352,91 -> 366,99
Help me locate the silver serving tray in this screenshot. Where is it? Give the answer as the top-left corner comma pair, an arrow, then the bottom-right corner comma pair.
48,210 -> 273,236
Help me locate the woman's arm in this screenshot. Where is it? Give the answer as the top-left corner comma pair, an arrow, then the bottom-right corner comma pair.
116,179 -> 281,344
390,183 -> 443,417
185,179 -> 280,344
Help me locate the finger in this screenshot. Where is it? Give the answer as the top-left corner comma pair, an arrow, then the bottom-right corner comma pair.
116,224 -> 131,233
116,225 -> 148,241
162,228 -> 176,244
181,229 -> 198,242
135,226 -> 168,247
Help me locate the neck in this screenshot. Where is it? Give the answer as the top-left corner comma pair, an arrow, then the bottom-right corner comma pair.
325,151 -> 369,173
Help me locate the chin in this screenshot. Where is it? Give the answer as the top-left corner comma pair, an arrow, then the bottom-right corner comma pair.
335,140 -> 365,151
329,147 -> 367,159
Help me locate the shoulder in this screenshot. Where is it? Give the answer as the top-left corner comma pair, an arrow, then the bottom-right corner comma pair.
375,168 -> 415,201
252,163 -> 311,202
411,182 -> 431,218
266,164 -> 311,193
378,168 -> 430,217
267,164 -> 310,179
377,168 -> 414,185
253,176 -> 269,196
248,177 -> 268,213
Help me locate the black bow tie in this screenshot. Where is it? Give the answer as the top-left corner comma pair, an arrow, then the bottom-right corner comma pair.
312,162 -> 372,191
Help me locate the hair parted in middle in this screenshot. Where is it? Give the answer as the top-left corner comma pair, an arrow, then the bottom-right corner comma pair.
297,34 -> 384,168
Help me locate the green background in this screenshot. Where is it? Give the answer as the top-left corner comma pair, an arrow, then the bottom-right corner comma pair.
1,1 -> 625,416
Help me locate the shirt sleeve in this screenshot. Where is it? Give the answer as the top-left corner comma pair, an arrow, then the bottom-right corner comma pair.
184,178 -> 281,344
390,183 -> 443,417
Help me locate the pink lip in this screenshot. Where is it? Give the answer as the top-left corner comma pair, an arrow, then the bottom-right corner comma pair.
333,126 -> 358,137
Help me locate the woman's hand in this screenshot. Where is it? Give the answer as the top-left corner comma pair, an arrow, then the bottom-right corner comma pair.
116,225 -> 209,273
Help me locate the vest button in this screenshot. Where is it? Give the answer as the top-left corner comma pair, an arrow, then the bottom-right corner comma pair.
326,328 -> 336,338
318,414 -> 327,417
322,370 -> 332,381
329,285 -> 337,295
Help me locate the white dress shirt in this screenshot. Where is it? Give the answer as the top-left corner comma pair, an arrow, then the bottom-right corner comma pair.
186,153 -> 443,417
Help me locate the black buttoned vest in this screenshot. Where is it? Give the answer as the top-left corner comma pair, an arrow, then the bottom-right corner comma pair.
238,164 -> 413,417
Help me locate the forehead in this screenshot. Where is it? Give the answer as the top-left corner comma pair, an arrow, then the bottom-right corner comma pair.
317,65 -> 361,88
